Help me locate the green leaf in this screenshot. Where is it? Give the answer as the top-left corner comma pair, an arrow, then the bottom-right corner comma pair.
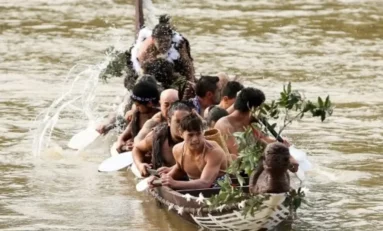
236,174 -> 245,187
318,97 -> 324,108
325,95 -> 330,108
287,82 -> 291,93
321,110 -> 326,121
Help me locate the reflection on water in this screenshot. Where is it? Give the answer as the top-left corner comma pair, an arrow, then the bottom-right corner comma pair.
1,0 -> 383,230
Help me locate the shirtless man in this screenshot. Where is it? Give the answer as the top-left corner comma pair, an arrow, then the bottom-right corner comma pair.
96,75 -> 159,135
157,113 -> 228,190
132,101 -> 194,177
218,80 -> 244,109
202,80 -> 243,117
214,87 -> 298,172
205,105 -> 229,128
115,80 -> 160,152
131,89 -> 178,145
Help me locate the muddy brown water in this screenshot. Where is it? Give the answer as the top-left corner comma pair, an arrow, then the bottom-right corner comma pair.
1,0 -> 383,230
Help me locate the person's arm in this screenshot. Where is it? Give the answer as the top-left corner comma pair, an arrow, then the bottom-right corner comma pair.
133,117 -> 159,144
214,121 -> 238,156
115,122 -> 133,152
162,147 -> 224,190
132,132 -> 154,177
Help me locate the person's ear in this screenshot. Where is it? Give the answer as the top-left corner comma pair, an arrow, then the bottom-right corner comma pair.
222,96 -> 229,102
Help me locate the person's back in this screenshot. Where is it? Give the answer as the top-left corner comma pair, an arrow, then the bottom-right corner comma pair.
205,105 -> 229,128
215,87 -> 266,155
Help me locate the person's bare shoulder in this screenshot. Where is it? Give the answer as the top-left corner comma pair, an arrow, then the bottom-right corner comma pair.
205,141 -> 225,164
172,142 -> 184,160
152,112 -> 162,121
214,117 -> 233,134
143,130 -> 154,146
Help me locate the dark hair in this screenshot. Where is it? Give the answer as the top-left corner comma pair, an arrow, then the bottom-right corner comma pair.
206,106 -> 229,126
222,81 -> 244,99
195,76 -> 219,98
131,78 -> 160,105
167,101 -> 194,119
152,15 -> 173,39
180,113 -> 203,132
264,143 -> 290,171
142,58 -> 174,89
234,87 -> 265,112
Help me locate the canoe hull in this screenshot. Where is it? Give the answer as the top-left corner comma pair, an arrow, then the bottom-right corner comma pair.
148,186 -> 290,231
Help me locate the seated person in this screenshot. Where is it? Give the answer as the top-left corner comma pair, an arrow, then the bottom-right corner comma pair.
250,142 -> 290,194
132,101 -> 194,176
204,105 -> 229,128
96,75 -> 159,135
218,80 -> 244,109
155,113 -> 228,190
190,76 -> 223,116
132,89 -> 178,145
115,79 -> 160,152
117,88 -> 178,152
214,87 -> 298,172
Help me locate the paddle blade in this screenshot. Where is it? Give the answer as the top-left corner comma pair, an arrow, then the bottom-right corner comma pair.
98,152 -> 133,172
289,146 -> 312,172
136,178 -> 150,192
136,178 -> 161,192
110,142 -> 119,157
68,128 -> 100,150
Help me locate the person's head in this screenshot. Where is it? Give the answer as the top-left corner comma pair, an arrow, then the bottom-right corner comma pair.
152,15 -> 173,54
167,101 -> 194,139
264,143 -> 290,173
220,81 -> 244,109
195,76 -> 220,104
206,106 -> 229,128
131,78 -> 160,113
160,89 -> 179,118
179,113 -> 205,150
234,87 -> 265,113
216,72 -> 230,91
142,58 -> 175,89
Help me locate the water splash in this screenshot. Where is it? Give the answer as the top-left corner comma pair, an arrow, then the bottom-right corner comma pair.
31,55 -> 118,157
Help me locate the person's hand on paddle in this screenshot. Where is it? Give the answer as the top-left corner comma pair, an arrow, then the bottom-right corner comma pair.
138,163 -> 152,177
147,176 -> 162,189
157,166 -> 172,176
115,139 -> 126,153
161,174 -> 176,188
282,138 -> 291,147
96,123 -> 108,135
125,140 -> 134,151
124,109 -> 134,122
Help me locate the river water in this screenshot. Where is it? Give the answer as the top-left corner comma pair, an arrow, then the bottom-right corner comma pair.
1,0 -> 383,230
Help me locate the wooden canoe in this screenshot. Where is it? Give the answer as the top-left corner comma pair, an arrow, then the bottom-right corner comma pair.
147,185 -> 290,231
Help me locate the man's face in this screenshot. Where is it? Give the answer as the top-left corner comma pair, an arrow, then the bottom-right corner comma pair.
154,35 -> 172,54
168,110 -> 190,138
160,99 -> 172,118
182,130 -> 204,151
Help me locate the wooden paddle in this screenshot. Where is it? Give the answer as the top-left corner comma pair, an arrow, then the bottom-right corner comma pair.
135,167 -> 162,192
68,123 -> 116,150
98,151 -> 133,172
